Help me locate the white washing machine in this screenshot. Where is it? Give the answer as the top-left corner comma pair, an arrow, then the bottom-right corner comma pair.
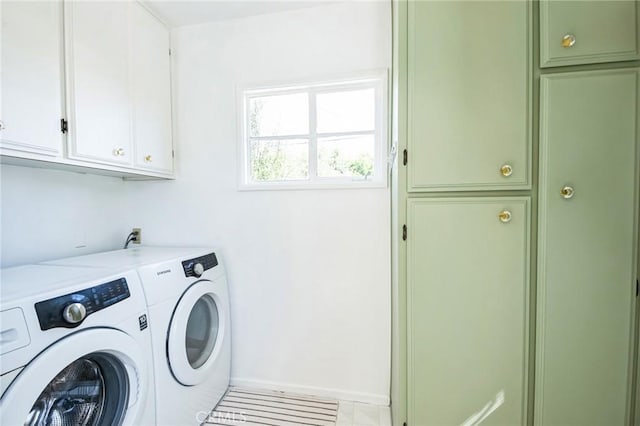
43,247 -> 232,425
0,264 -> 155,425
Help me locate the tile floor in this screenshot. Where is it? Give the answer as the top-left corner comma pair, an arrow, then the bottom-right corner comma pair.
336,401 -> 391,426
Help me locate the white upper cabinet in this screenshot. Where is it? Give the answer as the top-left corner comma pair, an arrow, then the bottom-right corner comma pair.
0,1 -> 64,157
65,1 -> 173,173
65,1 -> 134,167
131,4 -> 173,173
1,1 -> 173,178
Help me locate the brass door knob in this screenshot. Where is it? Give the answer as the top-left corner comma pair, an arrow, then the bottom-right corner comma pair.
500,164 -> 513,177
113,147 -> 125,157
560,185 -> 575,199
498,210 -> 512,223
144,155 -> 152,162
561,34 -> 576,48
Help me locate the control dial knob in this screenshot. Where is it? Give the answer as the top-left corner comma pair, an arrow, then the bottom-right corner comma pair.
193,263 -> 205,278
63,302 -> 87,324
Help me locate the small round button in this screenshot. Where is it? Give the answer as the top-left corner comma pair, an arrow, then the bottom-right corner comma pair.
193,263 -> 205,277
63,302 -> 87,324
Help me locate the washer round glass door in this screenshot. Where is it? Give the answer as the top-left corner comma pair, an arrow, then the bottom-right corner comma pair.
26,353 -> 127,426
167,280 -> 224,386
0,328 -> 147,426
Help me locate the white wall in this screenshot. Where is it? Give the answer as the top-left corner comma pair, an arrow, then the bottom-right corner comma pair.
0,1 -> 391,404
126,2 -> 392,404
0,164 -> 129,267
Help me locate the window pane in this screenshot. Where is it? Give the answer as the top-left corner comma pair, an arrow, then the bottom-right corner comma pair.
317,134 -> 375,179
250,139 -> 309,181
317,88 -> 375,133
249,93 -> 309,137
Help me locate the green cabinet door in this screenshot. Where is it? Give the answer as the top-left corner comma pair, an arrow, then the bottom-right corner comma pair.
407,1 -> 531,192
407,197 -> 530,426
537,69 -> 639,426
540,1 -> 640,68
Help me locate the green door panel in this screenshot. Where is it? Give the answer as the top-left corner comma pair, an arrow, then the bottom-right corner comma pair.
407,1 -> 531,192
407,197 -> 530,426
537,69 -> 639,426
540,0 -> 640,68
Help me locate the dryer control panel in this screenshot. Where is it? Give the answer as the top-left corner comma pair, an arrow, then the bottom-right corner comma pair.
34,278 -> 130,330
182,253 -> 218,278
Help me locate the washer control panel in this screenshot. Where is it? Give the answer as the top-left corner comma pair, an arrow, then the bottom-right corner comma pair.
34,278 -> 130,330
182,253 -> 218,278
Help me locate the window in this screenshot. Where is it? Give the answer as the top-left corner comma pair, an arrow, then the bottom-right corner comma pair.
239,71 -> 388,189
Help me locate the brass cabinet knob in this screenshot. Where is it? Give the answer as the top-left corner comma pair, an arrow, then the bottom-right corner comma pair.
113,147 -> 125,157
500,164 -> 513,177
144,154 -> 152,162
561,34 -> 576,48
560,185 -> 575,199
498,210 -> 512,223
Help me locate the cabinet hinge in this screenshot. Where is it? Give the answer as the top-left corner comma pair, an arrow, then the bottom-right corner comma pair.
636,279 -> 638,297
403,149 -> 408,166
402,224 -> 407,241
169,48 -> 172,56
60,118 -> 68,134
172,150 -> 175,158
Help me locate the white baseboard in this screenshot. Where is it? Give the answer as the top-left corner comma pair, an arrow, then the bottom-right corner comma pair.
229,377 -> 390,406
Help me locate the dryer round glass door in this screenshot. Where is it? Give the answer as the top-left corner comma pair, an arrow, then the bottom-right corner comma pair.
167,280 -> 226,386
186,294 -> 219,369
0,328 -> 148,426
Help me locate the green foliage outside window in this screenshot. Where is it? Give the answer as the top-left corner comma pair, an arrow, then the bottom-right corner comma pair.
249,98 -> 374,181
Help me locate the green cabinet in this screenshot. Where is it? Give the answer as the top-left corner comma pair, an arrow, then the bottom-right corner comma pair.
397,3 -> 639,426
540,0 -> 640,67
407,197 -> 530,426
536,69 -> 639,425
407,1 -> 531,191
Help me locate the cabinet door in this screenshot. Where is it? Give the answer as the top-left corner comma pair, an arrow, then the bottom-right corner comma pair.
65,1 -> 132,166
537,69 -> 638,425
131,4 -> 173,173
0,1 -> 63,156
407,197 -> 530,426
540,1 -> 639,67
407,2 -> 531,191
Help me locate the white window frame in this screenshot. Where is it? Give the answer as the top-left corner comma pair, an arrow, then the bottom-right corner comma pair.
237,70 -> 388,190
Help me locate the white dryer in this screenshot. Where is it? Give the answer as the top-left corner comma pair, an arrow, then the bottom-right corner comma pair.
0,264 -> 155,426
43,247 -> 232,425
